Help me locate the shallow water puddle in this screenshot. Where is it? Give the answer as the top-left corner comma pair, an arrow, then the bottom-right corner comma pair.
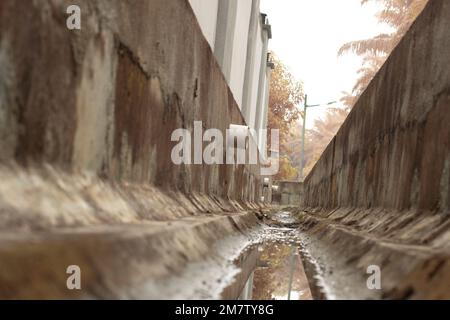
252,242 -> 312,300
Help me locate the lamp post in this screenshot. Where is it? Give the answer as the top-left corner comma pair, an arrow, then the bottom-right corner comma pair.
299,94 -> 308,183
299,95 -> 337,182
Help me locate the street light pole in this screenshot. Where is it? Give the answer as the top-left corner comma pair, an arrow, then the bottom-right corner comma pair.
299,95 -> 337,182
299,94 -> 308,182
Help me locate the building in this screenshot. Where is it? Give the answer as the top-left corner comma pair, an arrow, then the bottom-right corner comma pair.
188,0 -> 273,157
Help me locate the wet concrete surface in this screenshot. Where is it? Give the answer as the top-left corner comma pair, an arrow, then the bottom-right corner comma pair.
252,242 -> 312,300
249,210 -> 313,300
291,207 -> 450,300
1,205 -> 446,300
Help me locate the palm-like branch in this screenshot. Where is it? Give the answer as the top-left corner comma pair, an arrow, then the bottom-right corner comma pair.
339,0 -> 428,102
338,33 -> 396,57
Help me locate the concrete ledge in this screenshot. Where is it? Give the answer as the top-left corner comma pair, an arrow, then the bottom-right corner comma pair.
0,206 -> 262,299
0,163 -> 266,299
293,207 -> 450,299
0,163 -> 264,231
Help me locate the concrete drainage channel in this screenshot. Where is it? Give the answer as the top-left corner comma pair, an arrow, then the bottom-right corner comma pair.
136,209 -> 316,300
7,205 -> 440,300
246,241 -> 312,300
126,209 -> 316,300
224,210 -> 314,301
0,206 -> 314,300
0,167 -> 314,300
5,204 -> 446,300
6,204 -> 439,300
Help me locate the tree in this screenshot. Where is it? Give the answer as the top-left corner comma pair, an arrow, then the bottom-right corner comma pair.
339,0 -> 428,107
274,156 -> 298,181
267,53 -> 303,148
267,53 -> 304,180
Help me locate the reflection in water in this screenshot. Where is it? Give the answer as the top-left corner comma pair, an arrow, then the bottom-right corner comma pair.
252,243 -> 312,300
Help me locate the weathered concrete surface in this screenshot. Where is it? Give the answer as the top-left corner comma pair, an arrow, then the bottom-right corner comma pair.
0,162 -> 270,299
299,0 -> 450,299
0,0 -> 267,204
272,181 -> 303,206
303,0 -> 450,212
0,203 -> 263,299
0,0 -> 270,299
294,208 -> 450,299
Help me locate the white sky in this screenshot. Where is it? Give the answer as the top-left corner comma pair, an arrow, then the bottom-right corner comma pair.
260,0 -> 388,128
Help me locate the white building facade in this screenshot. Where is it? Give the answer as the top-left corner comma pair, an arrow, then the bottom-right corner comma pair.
188,0 -> 273,157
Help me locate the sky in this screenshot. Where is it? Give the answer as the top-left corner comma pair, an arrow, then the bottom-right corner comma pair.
260,0 -> 388,128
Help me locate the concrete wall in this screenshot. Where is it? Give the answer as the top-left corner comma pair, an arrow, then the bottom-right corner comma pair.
257,67 -> 271,156
188,0 -> 219,49
242,10 -> 263,129
0,0 -> 267,213
214,0 -> 237,83
292,2 -> 450,300
246,22 -> 263,129
190,0 -> 271,151
0,0 -> 275,299
272,181 -> 303,206
302,0 -> 450,215
194,0 -> 255,111
228,0 -> 252,108
240,6 -> 271,149
255,17 -> 272,156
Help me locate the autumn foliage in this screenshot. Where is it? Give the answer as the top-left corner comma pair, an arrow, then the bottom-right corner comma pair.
339,0 -> 429,107
267,54 -> 303,181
